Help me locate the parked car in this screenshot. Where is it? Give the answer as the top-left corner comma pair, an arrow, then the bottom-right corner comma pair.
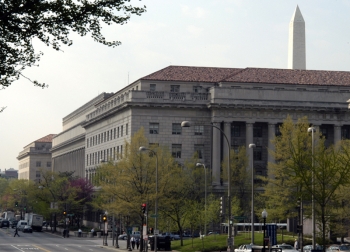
161,233 -> 180,240
327,245 -> 350,252
0,220 -> 9,228
118,233 -> 128,240
235,244 -> 255,252
304,244 -> 323,252
23,225 -> 33,233
207,231 -> 219,235
272,244 -> 299,252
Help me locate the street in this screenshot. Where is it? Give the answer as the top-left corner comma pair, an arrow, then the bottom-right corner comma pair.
0,227 -> 129,252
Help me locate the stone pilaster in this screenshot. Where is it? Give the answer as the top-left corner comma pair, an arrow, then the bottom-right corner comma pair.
212,122 -> 221,186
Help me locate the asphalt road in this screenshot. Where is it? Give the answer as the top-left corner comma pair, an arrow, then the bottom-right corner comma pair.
0,227 -> 129,252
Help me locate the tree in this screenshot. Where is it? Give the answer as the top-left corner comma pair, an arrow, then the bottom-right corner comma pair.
263,116 -> 350,248
0,0 -> 146,87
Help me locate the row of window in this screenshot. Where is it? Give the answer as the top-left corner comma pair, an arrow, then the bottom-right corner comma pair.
150,84 -> 205,93
86,146 -> 123,166
87,124 -> 128,148
35,161 -> 51,167
149,123 -> 204,135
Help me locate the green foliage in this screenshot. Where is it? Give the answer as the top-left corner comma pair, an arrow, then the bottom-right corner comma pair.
0,0 -> 146,87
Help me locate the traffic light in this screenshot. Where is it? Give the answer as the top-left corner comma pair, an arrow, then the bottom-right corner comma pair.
219,196 -> 223,217
63,210 -> 67,215
102,215 -> 107,222
141,203 -> 146,214
15,201 -> 18,207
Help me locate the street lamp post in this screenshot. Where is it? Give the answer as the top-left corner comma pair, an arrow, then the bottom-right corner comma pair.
262,209 -> 268,252
181,121 -> 233,251
196,163 -> 207,236
308,126 -> 316,249
139,146 -> 158,252
249,143 -> 256,244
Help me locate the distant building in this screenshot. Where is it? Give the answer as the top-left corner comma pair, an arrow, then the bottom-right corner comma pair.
0,168 -> 18,179
17,134 -> 56,182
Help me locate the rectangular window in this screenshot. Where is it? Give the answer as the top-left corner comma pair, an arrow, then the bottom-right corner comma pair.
150,123 -> 159,134
150,84 -> 156,91
275,124 -> 282,136
193,86 -> 202,93
253,147 -> 262,161
104,132 -> 106,142
113,147 -> 116,160
194,144 -> 204,159
117,146 -> 119,159
121,126 -> 124,137
126,123 -> 129,135
87,139 -> 89,148
114,128 -> 116,139
47,162 -> 51,167
117,127 -> 120,138
342,128 -> 350,140
107,131 -> 109,141
172,144 -> 182,158
321,128 -> 328,139
253,126 -> 263,137
120,145 -> 123,158
170,85 -> 180,92
231,125 -> 240,137
194,125 -> 204,135
172,123 -> 182,135
36,171 -> 41,178
36,161 -> 41,167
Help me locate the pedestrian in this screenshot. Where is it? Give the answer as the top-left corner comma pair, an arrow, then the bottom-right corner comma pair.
63,229 -> 66,238
294,239 -> 299,250
14,227 -> 20,237
136,237 -> 140,250
130,236 -> 136,249
91,228 -> 95,236
78,228 -> 82,237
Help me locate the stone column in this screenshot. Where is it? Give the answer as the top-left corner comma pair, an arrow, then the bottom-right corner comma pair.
334,125 -> 342,145
246,122 -> 254,170
212,122 -> 221,186
223,122 -> 232,186
268,123 -> 276,165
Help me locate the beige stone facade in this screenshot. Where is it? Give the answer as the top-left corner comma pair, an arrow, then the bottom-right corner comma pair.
81,66 -> 350,192
17,134 -> 56,181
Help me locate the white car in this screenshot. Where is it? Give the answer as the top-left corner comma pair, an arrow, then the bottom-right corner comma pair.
272,244 -> 299,252
234,244 -> 255,252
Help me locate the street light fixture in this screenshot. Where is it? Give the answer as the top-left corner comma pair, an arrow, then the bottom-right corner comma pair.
307,126 -> 316,249
139,146 -> 158,252
181,121 -> 233,251
249,143 -> 256,244
196,163 -> 207,236
262,209 -> 268,252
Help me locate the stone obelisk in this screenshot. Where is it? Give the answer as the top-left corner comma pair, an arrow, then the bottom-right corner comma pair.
288,5 -> 306,70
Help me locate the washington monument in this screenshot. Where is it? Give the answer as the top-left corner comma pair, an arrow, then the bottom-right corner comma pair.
288,5 -> 306,70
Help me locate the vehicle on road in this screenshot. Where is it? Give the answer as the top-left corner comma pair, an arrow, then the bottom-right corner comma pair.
118,234 -> 128,240
162,232 -> 180,240
304,244 -> 323,252
23,225 -> 33,233
17,220 -> 28,231
10,220 -> 18,228
326,245 -> 350,252
272,243 -> 299,252
234,244 -> 255,252
25,213 -> 43,231
0,220 -> 9,228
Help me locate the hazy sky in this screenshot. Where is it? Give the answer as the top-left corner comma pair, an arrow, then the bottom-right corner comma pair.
1,0 -> 350,170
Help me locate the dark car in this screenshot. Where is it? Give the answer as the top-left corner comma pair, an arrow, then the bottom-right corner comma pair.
0,220 -> 9,228
10,220 -> 18,228
23,225 -> 33,233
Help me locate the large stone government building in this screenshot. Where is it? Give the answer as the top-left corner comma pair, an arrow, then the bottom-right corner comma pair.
51,65 -> 350,193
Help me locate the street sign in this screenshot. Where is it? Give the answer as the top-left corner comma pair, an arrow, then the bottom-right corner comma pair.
234,216 -> 246,220
150,214 -> 159,218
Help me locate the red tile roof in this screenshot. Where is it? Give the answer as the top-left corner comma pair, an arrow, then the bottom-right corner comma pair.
141,66 -> 350,86
35,134 -> 56,143
141,66 -> 243,82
